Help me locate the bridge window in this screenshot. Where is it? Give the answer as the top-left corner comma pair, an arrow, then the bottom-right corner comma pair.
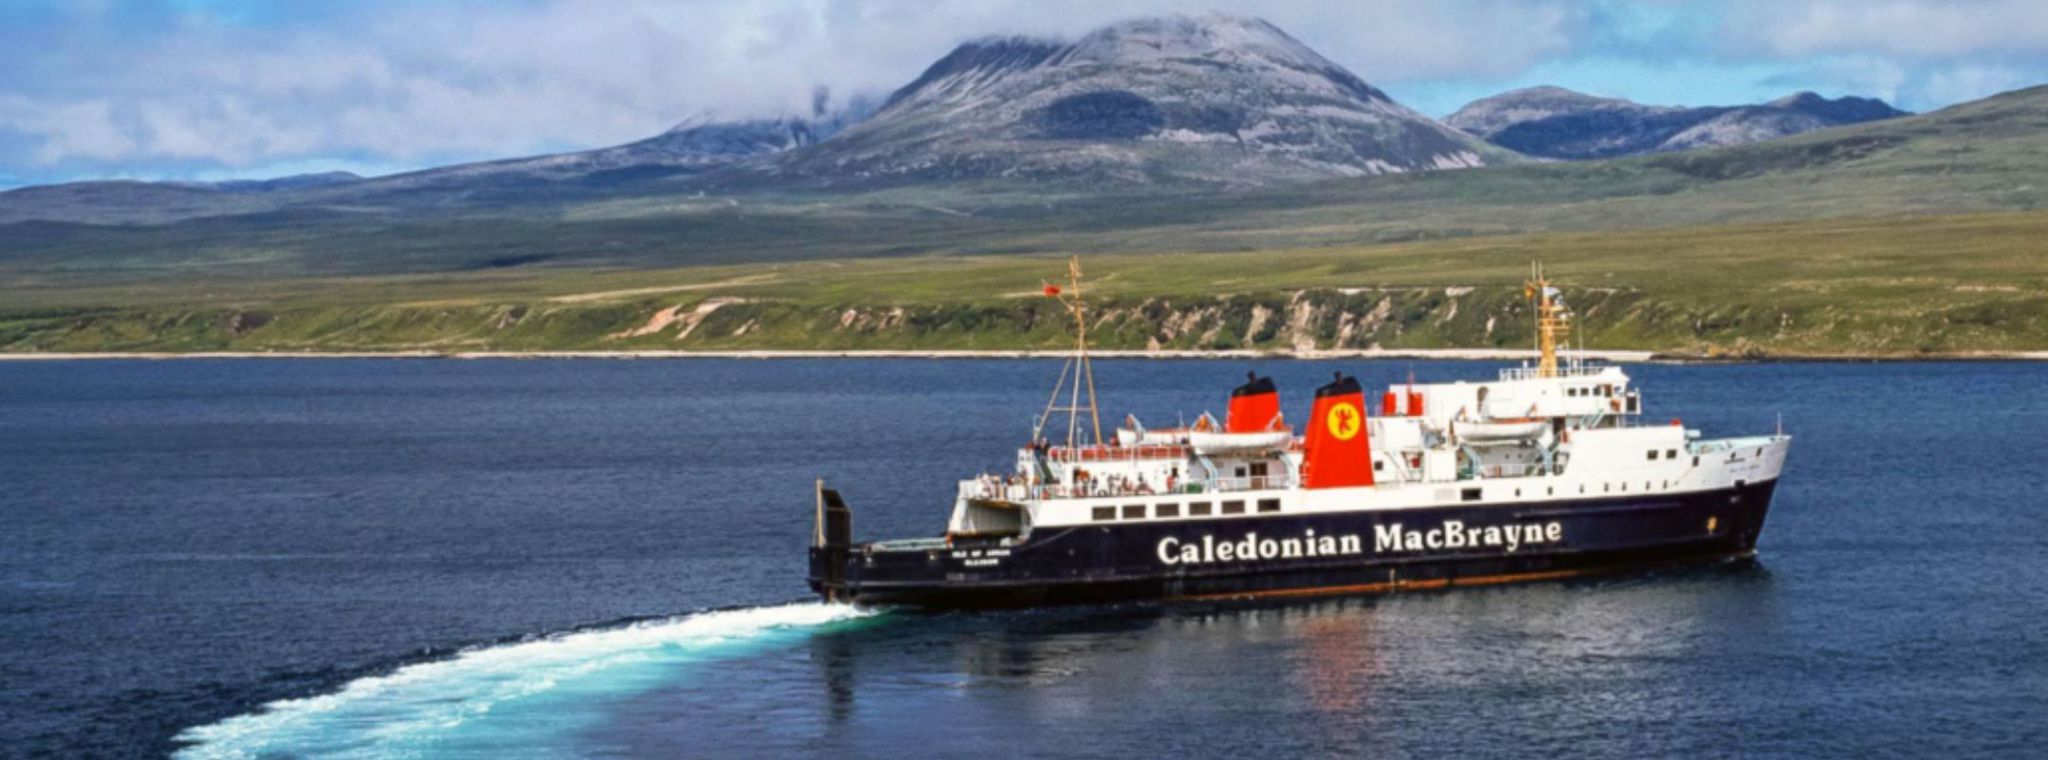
1156,503 -> 1180,518
1647,450 -> 1659,460
1189,501 -> 1213,516
1667,449 -> 1678,459
1121,504 -> 1145,520
1092,507 -> 1115,522
1257,498 -> 1281,513
1461,488 -> 1482,502
1222,500 -> 1246,515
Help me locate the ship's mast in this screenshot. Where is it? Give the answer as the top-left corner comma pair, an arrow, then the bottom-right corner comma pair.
1524,262 -> 1571,378
1034,256 -> 1104,448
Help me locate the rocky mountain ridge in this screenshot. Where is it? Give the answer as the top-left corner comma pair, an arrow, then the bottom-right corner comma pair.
1447,86 -> 1907,160
763,14 -> 1511,186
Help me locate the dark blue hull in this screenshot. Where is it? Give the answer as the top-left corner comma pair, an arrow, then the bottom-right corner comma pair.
810,479 -> 1777,608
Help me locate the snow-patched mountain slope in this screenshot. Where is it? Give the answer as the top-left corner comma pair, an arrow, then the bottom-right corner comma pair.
366,103 -> 877,191
766,14 -> 1513,186
1447,86 -> 1908,160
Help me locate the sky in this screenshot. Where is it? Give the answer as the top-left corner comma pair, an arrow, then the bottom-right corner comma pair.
3,0 -> 2047,188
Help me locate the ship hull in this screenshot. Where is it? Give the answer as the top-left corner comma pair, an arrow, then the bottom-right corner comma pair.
811,479 -> 1777,609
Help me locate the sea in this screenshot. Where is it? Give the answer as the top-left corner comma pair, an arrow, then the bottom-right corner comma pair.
2,358 -> 2044,758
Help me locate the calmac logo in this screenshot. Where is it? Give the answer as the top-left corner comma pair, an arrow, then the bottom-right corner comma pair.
1325,401 -> 1361,441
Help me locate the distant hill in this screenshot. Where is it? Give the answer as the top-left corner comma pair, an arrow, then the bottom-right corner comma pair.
0,102 -> 875,225
757,14 -> 1513,186
4,83 -> 2044,283
362,98 -> 877,191
1446,86 -> 1907,160
197,171 -> 364,193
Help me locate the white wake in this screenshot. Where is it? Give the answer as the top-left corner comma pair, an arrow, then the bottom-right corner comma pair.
174,602 -> 870,759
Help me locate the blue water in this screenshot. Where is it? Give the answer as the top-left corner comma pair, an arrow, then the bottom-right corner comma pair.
3,359 -> 2045,758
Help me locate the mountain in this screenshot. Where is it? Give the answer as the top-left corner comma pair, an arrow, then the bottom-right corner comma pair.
1446,86 -> 1907,160
0,100 -> 877,225
757,14 -> 1513,186
373,96 -> 877,189
196,171 -> 364,193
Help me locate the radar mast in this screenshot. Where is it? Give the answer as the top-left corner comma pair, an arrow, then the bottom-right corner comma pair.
1035,256 -> 1103,449
1524,263 -> 1572,378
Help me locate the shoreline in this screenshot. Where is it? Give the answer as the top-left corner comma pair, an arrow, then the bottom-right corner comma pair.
2,348 -> 2045,362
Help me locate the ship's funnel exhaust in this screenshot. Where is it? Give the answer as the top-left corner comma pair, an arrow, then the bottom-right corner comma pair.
1226,372 -> 1281,433
1303,372 -> 1374,489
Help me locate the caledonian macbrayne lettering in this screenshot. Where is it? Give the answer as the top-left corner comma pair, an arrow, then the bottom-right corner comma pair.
1156,520 -> 1565,566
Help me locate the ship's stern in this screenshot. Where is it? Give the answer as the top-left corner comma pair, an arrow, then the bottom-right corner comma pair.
810,482 -> 854,603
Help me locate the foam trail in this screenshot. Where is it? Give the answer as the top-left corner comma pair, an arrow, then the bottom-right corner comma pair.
174,602 -> 871,759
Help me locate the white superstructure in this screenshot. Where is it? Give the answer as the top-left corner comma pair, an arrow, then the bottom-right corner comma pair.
944,263 -> 1788,541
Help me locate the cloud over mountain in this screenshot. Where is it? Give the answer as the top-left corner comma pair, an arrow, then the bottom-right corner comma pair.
0,0 -> 1571,185
1,0 -> 2045,187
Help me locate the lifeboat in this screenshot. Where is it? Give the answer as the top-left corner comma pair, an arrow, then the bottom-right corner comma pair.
1188,428 -> 1293,454
1114,413 -> 1216,447
1454,418 -> 1547,444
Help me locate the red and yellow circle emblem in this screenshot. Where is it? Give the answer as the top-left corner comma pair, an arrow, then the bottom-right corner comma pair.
1325,401 -> 1362,441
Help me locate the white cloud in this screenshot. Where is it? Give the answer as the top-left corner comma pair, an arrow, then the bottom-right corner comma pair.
0,0 -> 1577,175
1759,55 -> 1911,104
1725,0 -> 2048,59
1913,62 -> 2028,106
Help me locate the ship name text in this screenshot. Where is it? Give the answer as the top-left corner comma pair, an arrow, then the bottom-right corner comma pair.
1156,520 -> 1565,566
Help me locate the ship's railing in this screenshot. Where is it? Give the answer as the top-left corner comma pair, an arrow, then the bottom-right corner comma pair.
1469,462 -> 1547,479
1497,364 -> 1610,381
1689,435 -> 1781,455
965,474 -> 1292,502
1185,475 -> 1294,494
960,479 -> 1037,502
1042,443 -> 1190,463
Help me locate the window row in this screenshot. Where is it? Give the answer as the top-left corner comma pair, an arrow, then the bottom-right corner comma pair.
1091,498 -> 1282,522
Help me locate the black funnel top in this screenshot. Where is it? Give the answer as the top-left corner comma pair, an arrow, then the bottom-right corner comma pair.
1315,373 -> 1362,398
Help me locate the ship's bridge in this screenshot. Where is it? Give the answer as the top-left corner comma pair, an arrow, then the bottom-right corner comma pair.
1383,364 -> 1640,427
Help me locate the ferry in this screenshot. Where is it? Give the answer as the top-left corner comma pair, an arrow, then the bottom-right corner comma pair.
809,259 -> 1790,607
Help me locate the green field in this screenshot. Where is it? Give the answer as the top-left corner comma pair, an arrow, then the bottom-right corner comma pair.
5,87 -> 2048,356
6,210 -> 2045,356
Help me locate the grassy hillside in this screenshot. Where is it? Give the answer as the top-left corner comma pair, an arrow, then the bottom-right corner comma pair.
6,86 -> 2048,284
6,211 -> 2045,356
4,87 -> 2047,356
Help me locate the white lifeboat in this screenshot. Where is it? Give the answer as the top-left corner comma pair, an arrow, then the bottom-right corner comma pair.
1114,413 -> 1216,447
1455,418 -> 1547,444
1188,428 -> 1294,454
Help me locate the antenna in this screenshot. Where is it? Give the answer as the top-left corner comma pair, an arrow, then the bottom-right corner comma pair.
1523,262 -> 1570,378
1032,256 -> 1104,450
